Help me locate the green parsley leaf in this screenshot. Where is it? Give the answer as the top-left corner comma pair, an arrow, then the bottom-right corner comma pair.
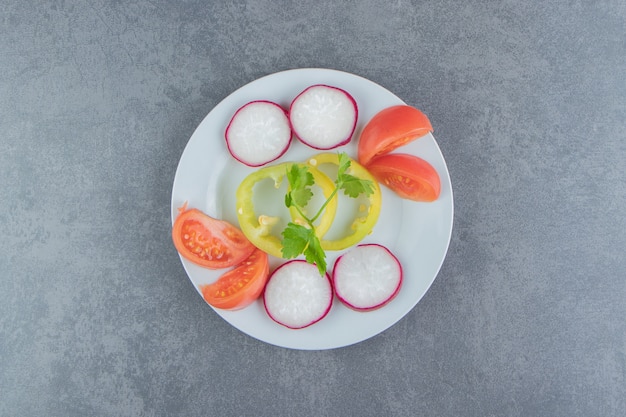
336,152 -> 375,198
336,152 -> 351,179
303,233 -> 326,276
339,173 -> 375,198
285,164 -> 314,208
281,222 -> 312,259
290,187 -> 314,209
286,164 -> 314,190
281,222 -> 327,275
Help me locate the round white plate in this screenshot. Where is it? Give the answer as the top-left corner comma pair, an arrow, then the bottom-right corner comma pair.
171,68 -> 453,350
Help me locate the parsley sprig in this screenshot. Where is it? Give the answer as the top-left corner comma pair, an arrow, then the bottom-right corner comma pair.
281,153 -> 375,275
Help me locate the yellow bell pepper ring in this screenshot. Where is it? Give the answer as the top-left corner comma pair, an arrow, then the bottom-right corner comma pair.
235,162 -> 338,258
305,153 -> 382,251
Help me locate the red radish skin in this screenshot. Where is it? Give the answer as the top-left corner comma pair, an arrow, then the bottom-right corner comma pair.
289,85 -> 358,150
225,100 -> 292,167
332,244 -> 402,311
263,260 -> 333,329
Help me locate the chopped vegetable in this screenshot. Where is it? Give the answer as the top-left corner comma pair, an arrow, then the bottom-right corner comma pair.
201,248 -> 269,310
263,260 -> 333,329
282,152 -> 377,275
225,100 -> 292,167
235,162 -> 337,258
332,244 -> 402,311
357,105 -> 433,166
289,85 -> 358,150
304,153 -> 382,252
366,153 -> 440,202
172,203 -> 256,269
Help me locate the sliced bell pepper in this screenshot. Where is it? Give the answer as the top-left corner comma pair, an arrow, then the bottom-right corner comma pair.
235,162 -> 337,258
305,153 -> 382,251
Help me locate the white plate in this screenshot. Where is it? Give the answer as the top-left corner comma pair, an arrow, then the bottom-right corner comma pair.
171,68 -> 453,350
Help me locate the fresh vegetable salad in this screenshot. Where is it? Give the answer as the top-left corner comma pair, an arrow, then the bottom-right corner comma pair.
173,82 -> 440,329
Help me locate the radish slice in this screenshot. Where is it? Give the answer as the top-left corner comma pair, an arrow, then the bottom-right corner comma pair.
263,260 -> 333,329
332,244 -> 402,311
225,100 -> 292,167
289,85 -> 358,150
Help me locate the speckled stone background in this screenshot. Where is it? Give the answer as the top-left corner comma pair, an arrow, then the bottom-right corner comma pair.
1,1 -> 624,416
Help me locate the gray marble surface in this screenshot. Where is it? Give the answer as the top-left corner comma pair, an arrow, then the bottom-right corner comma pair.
1,1 -> 625,416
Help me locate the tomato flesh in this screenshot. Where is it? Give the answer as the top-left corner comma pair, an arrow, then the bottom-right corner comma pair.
201,248 -> 269,310
366,153 -> 440,202
358,105 -> 433,166
172,204 -> 256,269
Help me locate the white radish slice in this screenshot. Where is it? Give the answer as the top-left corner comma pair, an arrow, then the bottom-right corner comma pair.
225,100 -> 292,167
289,84 -> 358,150
332,244 -> 402,311
263,260 -> 333,329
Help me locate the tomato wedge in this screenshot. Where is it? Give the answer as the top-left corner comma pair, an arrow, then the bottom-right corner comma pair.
172,203 -> 256,269
200,248 -> 269,310
358,105 -> 433,166
366,153 -> 440,202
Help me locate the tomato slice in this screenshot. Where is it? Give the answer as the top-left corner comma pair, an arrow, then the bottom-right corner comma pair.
172,203 -> 256,269
366,153 -> 440,202
200,248 -> 269,310
358,105 -> 433,166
